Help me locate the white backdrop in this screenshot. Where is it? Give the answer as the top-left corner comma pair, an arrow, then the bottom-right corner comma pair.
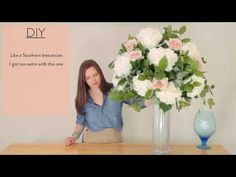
1,23 -> 236,153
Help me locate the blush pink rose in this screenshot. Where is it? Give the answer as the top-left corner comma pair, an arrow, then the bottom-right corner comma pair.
167,38 -> 183,50
124,39 -> 137,51
151,78 -> 168,90
127,50 -> 142,61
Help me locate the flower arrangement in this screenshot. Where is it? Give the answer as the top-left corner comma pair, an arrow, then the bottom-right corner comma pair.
108,25 -> 215,113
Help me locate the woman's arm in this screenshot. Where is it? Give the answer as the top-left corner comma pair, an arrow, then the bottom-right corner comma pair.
65,124 -> 85,146
123,99 -> 152,109
72,124 -> 85,139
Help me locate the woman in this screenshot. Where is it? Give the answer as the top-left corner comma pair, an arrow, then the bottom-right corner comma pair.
65,59 -> 151,145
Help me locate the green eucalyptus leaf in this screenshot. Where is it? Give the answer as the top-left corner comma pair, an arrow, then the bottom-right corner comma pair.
179,26 -> 186,35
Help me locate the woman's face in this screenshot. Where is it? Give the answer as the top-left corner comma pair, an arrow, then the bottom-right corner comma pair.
85,66 -> 101,89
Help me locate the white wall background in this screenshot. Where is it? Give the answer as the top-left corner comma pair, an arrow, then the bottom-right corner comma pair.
1,23 -> 236,154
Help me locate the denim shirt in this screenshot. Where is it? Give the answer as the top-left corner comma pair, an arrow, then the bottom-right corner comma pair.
76,93 -> 146,132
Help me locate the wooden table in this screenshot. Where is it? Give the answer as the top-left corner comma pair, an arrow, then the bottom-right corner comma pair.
0,143 -> 229,155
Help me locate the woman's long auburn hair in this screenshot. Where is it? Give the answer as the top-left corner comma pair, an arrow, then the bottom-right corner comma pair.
75,59 -> 113,115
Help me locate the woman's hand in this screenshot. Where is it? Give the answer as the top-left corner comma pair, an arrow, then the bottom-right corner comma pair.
144,99 -> 153,107
64,137 -> 76,146
65,125 -> 85,146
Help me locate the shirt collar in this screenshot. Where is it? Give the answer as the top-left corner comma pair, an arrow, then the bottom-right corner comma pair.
87,92 -> 108,104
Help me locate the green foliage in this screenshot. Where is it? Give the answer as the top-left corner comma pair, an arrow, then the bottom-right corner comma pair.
108,59 -> 115,69
137,43 -> 145,55
179,26 -> 186,35
159,102 -> 172,113
158,56 -> 168,71
118,78 -> 127,85
119,44 -> 127,54
182,38 -> 191,43
193,81 -> 202,87
131,103 -> 141,112
200,85 -> 210,97
178,100 -> 191,111
109,90 -> 136,101
183,83 -> 194,92
210,85 -> 215,89
155,72 -> 166,80
201,57 -> 207,64
194,70 -> 204,77
138,74 -> 146,81
207,98 -> 215,109
145,89 -> 154,99
128,34 -> 135,40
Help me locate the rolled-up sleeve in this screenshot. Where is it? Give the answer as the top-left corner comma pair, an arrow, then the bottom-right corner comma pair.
76,113 -> 86,125
123,99 -> 146,109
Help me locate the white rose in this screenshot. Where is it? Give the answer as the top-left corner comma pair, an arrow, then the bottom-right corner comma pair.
112,75 -> 120,87
148,47 -> 178,72
184,74 -> 205,98
181,42 -> 204,69
132,75 -> 151,97
181,42 -> 201,60
148,47 -> 164,66
136,28 -> 162,49
113,54 -> 132,77
165,48 -> 179,71
155,82 -> 181,105
112,75 -> 126,91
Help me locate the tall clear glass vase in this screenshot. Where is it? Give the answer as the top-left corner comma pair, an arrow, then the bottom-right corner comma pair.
152,99 -> 170,154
